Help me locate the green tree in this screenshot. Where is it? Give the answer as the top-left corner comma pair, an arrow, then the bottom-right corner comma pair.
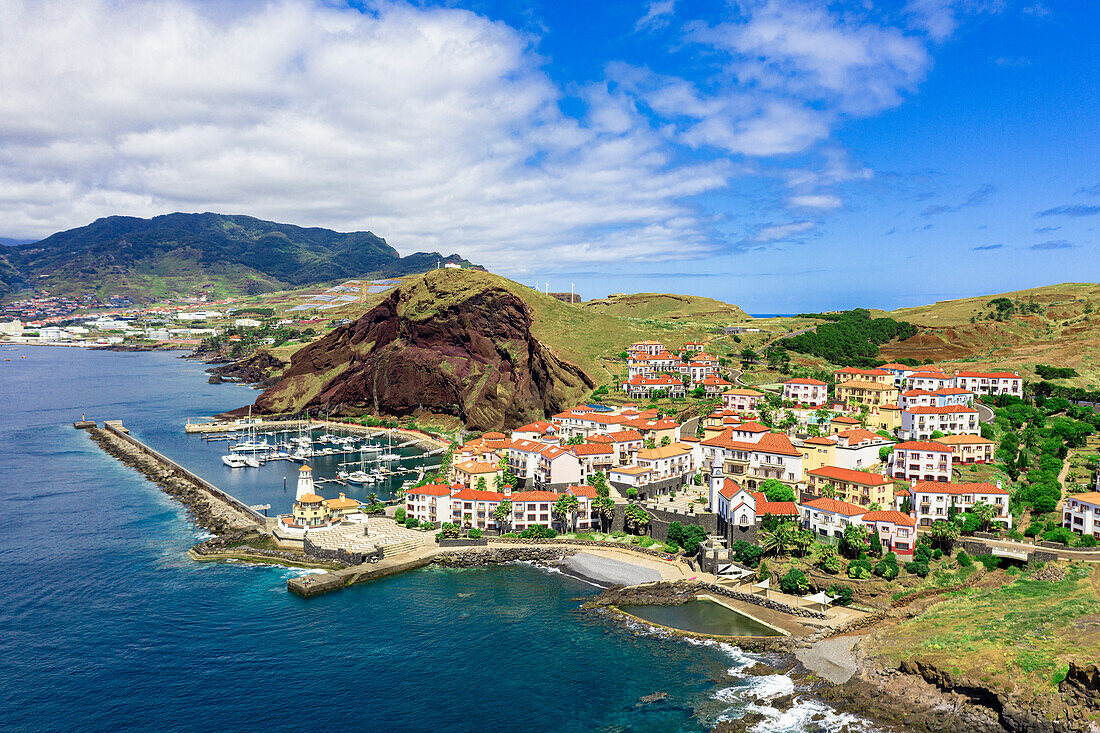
759,479 -> 795,502
760,521 -> 800,556
840,524 -> 869,558
624,504 -> 650,534
593,496 -> 615,532
660,435 -> 672,447
780,568 -> 810,595
492,499 -> 513,534
476,477 -> 487,490
968,501 -> 997,533
928,519 -> 961,551
552,494 -> 580,533
820,482 -> 837,499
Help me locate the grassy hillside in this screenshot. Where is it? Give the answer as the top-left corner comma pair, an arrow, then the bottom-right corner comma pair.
0,212 -> 475,301
582,292 -> 749,324
873,283 -> 1100,388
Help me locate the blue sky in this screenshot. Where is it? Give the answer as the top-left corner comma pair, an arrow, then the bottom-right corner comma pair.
0,0 -> 1096,310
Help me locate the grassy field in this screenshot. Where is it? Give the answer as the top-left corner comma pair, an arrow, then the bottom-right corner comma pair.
581,292 -> 749,322
865,563 -> 1100,695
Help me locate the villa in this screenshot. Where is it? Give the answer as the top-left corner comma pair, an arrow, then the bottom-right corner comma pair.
800,497 -> 867,542
889,441 -> 954,483
909,480 -> 1011,528
806,466 -> 895,508
1063,492 -> 1100,539
861,510 -> 916,558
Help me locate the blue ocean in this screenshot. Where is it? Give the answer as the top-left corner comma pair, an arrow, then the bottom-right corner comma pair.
0,346 -> 870,732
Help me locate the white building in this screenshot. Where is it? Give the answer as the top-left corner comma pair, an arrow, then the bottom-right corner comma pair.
889,441 -> 953,483
722,388 -> 764,412
909,480 -> 1011,528
700,427 -> 804,490
953,371 -> 1023,398
800,497 -> 867,541
905,371 -> 955,391
1063,492 -> 1100,539
0,319 -> 23,336
900,405 -> 980,440
783,378 -> 828,407
234,318 -> 262,327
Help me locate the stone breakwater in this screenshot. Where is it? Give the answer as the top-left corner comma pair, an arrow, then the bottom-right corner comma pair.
87,426 -> 258,535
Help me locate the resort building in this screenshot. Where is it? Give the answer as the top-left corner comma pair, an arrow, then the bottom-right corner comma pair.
405,484 -> 456,525
862,510 -> 916,558
621,374 -> 686,399
722,387 -> 763,411
567,442 -> 614,481
451,460 -> 503,490
868,403 -> 902,434
698,375 -> 734,397
629,340 -> 667,356
510,421 -> 558,442
700,428 -> 804,490
782,377 -> 828,407
835,367 -> 894,385
899,388 -> 974,409
679,353 -> 720,382
828,416 -> 861,434
677,342 -> 707,357
900,405 -> 980,440
904,371 -> 955,391
800,497 -> 867,542
533,444 -> 583,487
586,430 -> 644,466
933,434 -> 995,464
798,436 -> 837,473
806,465 -> 894,508
1063,492 -> 1100,539
835,379 -> 900,408
832,428 -> 892,470
909,480 -> 1011,528
953,371 -> 1023,398
889,441 -> 953,483
877,363 -> 916,387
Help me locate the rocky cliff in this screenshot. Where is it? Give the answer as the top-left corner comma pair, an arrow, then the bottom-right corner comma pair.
253,270 -> 594,430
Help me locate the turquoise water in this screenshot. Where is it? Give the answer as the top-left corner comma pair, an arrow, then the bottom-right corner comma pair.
0,345 -> 874,732
621,601 -> 783,637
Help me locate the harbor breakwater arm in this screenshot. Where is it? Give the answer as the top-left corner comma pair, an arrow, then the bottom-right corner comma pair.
83,421 -> 265,534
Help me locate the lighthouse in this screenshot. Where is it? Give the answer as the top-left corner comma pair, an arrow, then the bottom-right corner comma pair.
295,465 -> 315,501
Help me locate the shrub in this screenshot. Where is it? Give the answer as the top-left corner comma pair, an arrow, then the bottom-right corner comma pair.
1040,526 -> 1076,545
932,548 -> 944,560
420,520 -> 434,530
666,522 -> 708,554
975,554 -> 1001,571
468,528 -> 483,539
956,550 -> 973,567
520,524 -> 557,539
404,517 -> 420,529
1077,534 -> 1098,548
627,488 -> 638,499
731,540 -> 763,568
873,559 -> 899,580
437,522 -> 460,539
638,536 -> 656,548
847,559 -> 872,579
394,507 -> 406,523
826,583 -> 853,606
760,479 -> 796,502
780,568 -> 810,595
662,543 -> 680,554
905,561 -> 930,577
913,542 -> 933,564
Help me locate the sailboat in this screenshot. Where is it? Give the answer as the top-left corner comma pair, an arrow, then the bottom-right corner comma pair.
230,407 -> 272,453
378,430 -> 400,461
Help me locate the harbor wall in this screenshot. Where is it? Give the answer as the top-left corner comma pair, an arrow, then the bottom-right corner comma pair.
99,421 -> 267,527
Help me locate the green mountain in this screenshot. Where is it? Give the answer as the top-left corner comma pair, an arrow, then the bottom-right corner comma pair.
0,212 -> 476,300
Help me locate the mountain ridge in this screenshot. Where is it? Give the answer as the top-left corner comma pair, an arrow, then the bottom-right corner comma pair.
0,212 -> 477,300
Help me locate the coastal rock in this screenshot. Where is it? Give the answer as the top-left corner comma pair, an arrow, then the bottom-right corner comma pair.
432,547 -> 578,568
206,350 -> 287,386
711,712 -> 765,732
637,692 -> 668,705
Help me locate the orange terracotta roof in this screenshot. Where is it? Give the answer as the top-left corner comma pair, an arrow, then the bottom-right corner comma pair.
831,416 -> 860,424
566,485 -> 597,498
637,443 -> 692,460
785,377 -> 826,385
1069,492 -> 1100,504
803,497 -> 867,516
863,510 -> 916,526
808,466 -> 891,486
803,437 -> 837,445
955,371 -> 1019,378
718,477 -> 742,499
733,421 -> 769,432
406,484 -> 453,497
933,435 -> 994,445
511,490 -> 562,502
749,491 -> 800,516
912,481 -> 1007,495
837,379 -> 897,391
454,460 -> 500,474
893,441 -> 951,451
605,429 -> 644,442
835,428 -> 884,443
904,405 -> 978,414
569,443 -> 614,456
723,388 -> 763,396
452,488 -> 505,501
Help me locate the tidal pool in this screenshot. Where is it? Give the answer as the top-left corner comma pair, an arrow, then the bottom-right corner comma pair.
619,599 -> 783,637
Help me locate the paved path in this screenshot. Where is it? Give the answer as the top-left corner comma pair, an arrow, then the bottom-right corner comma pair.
976,403 -> 995,424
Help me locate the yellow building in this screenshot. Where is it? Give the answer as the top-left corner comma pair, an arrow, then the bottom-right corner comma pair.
452,460 -> 502,490
835,380 -> 900,408
291,493 -> 334,527
324,493 -> 362,517
806,466 -> 895,508
869,403 -> 902,433
798,437 -> 837,474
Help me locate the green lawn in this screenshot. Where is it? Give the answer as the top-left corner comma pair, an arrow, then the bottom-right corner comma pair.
868,563 -> 1100,694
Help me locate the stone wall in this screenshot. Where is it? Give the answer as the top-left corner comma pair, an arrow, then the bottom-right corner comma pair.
609,474 -> 690,500
303,535 -> 382,565
489,536 -> 681,560
432,546 -> 577,567
438,538 -> 488,548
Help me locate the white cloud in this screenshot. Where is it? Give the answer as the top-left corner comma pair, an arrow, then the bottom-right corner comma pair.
0,0 -> 728,270
787,194 -> 842,210
636,0 -> 677,32
749,220 -> 815,242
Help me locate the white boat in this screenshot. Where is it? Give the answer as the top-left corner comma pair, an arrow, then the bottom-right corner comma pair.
222,454 -> 248,468
346,471 -> 373,485
378,452 -> 400,461
243,456 -> 261,468
230,439 -> 273,453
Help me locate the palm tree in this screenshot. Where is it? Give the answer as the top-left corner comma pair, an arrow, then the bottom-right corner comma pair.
760,521 -> 799,556
492,499 -> 513,534
820,482 -> 837,499
624,504 -> 650,534
928,519 -> 961,551
593,496 -> 615,532
366,492 -> 378,505
553,494 -> 580,533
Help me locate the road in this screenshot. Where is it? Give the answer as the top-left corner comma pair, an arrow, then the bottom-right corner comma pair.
976,403 -> 995,424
